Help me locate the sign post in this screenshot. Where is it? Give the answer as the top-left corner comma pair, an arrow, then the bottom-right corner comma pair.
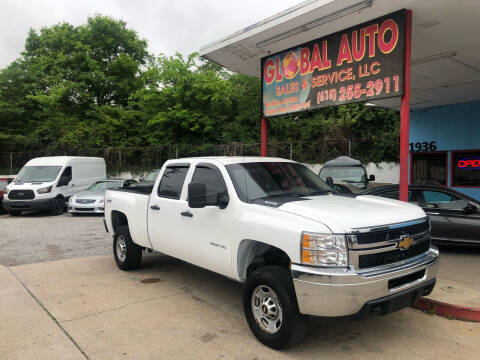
261,117 -> 268,157
399,10 -> 412,202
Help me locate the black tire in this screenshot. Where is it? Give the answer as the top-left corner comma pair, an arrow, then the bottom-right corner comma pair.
243,265 -> 309,349
113,225 -> 142,271
50,198 -> 65,216
8,210 -> 21,216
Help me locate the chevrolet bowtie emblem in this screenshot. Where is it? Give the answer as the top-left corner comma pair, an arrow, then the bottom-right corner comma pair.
398,236 -> 414,250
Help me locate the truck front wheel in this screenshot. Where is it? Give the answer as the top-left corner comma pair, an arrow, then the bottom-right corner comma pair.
113,226 -> 142,270
243,265 -> 309,349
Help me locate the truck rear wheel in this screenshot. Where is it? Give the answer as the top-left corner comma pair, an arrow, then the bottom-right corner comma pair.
113,225 -> 142,270
243,265 -> 309,349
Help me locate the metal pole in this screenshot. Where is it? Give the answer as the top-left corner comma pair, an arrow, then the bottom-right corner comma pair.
399,10 -> 412,202
10,153 -> 13,175
261,117 -> 268,157
175,146 -> 178,158
348,139 -> 351,156
290,140 -> 293,160
119,149 -> 122,168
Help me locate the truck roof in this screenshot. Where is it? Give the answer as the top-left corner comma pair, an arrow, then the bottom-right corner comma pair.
25,156 -> 105,167
172,156 -> 295,165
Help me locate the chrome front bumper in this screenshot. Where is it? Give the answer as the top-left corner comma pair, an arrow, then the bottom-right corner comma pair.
291,247 -> 439,317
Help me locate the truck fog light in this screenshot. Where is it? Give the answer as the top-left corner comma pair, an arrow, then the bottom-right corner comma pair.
301,232 -> 348,267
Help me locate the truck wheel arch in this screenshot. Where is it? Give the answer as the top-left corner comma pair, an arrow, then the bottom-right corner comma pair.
111,210 -> 128,234
237,240 -> 291,282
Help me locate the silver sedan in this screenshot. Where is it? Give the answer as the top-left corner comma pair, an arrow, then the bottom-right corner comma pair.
68,179 -> 136,215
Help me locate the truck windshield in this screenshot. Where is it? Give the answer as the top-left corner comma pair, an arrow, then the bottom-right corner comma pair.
87,181 -> 122,191
226,162 -> 333,203
15,166 -> 62,182
319,167 -> 366,184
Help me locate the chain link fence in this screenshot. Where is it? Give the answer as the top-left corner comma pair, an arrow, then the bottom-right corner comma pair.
0,138 -> 373,176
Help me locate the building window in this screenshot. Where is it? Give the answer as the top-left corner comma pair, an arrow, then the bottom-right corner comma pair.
411,153 -> 446,185
452,151 -> 480,187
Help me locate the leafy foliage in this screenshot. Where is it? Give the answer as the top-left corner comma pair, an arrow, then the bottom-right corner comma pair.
0,15 -> 400,164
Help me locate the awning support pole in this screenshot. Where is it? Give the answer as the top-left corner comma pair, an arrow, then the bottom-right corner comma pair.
261,117 -> 268,157
399,9 -> 412,201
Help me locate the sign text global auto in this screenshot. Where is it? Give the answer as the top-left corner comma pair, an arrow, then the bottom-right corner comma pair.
262,10 -> 406,117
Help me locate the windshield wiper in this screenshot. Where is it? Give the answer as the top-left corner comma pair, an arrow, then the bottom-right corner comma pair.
249,192 -> 306,202
308,190 -> 335,195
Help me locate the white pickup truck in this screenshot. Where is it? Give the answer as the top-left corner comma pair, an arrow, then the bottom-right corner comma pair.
104,157 -> 439,349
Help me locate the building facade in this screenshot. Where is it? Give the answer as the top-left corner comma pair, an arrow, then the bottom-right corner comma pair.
410,101 -> 480,200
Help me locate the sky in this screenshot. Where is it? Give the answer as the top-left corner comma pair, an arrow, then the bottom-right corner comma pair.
0,0 -> 298,68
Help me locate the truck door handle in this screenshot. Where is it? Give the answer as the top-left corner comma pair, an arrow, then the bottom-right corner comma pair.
181,211 -> 193,217
150,205 -> 160,210
426,212 -> 439,215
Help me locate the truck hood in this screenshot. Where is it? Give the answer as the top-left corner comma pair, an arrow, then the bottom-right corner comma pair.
277,194 -> 426,233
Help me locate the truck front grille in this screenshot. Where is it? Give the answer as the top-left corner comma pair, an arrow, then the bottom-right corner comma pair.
355,221 -> 429,245
358,239 -> 431,269
8,190 -> 35,200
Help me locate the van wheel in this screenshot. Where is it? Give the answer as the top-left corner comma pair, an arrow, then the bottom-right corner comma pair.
243,265 -> 309,349
50,198 -> 65,216
113,225 -> 142,271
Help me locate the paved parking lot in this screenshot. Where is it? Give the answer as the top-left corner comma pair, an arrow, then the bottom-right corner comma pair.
0,213 -> 111,266
1,212 -> 480,359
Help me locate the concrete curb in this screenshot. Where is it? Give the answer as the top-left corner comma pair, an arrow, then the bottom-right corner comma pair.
413,297 -> 480,322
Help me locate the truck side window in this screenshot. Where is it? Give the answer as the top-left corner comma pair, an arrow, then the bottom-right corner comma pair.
157,166 -> 189,199
192,166 -> 226,205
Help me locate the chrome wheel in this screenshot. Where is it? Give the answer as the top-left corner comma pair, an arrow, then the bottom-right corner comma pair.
251,285 -> 283,334
116,235 -> 127,262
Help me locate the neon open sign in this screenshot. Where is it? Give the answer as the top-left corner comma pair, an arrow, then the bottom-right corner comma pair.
458,157 -> 480,169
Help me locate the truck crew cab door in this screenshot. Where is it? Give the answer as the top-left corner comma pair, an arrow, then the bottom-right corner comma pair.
147,163 -> 191,258
180,163 -> 234,277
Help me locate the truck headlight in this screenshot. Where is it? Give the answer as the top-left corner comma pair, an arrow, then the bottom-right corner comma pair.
99,199 -> 104,204
5,188 -> 9,194
301,232 -> 348,267
37,186 -> 52,194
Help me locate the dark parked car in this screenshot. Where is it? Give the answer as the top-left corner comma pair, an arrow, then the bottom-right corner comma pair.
360,184 -> 480,247
129,169 -> 160,194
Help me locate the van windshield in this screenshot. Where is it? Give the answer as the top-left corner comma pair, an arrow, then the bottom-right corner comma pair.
15,166 -> 62,182
226,162 -> 333,203
319,166 -> 367,184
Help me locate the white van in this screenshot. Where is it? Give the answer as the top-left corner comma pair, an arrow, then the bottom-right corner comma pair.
3,156 -> 106,216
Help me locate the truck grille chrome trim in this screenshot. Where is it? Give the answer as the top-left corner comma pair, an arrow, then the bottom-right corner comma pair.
347,218 -> 431,270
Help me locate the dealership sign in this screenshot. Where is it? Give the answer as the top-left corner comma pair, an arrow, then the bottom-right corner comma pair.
262,10 -> 406,117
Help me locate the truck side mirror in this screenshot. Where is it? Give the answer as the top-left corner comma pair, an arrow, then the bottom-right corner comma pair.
217,191 -> 230,209
325,176 -> 334,187
188,183 -> 207,208
369,174 -> 375,181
